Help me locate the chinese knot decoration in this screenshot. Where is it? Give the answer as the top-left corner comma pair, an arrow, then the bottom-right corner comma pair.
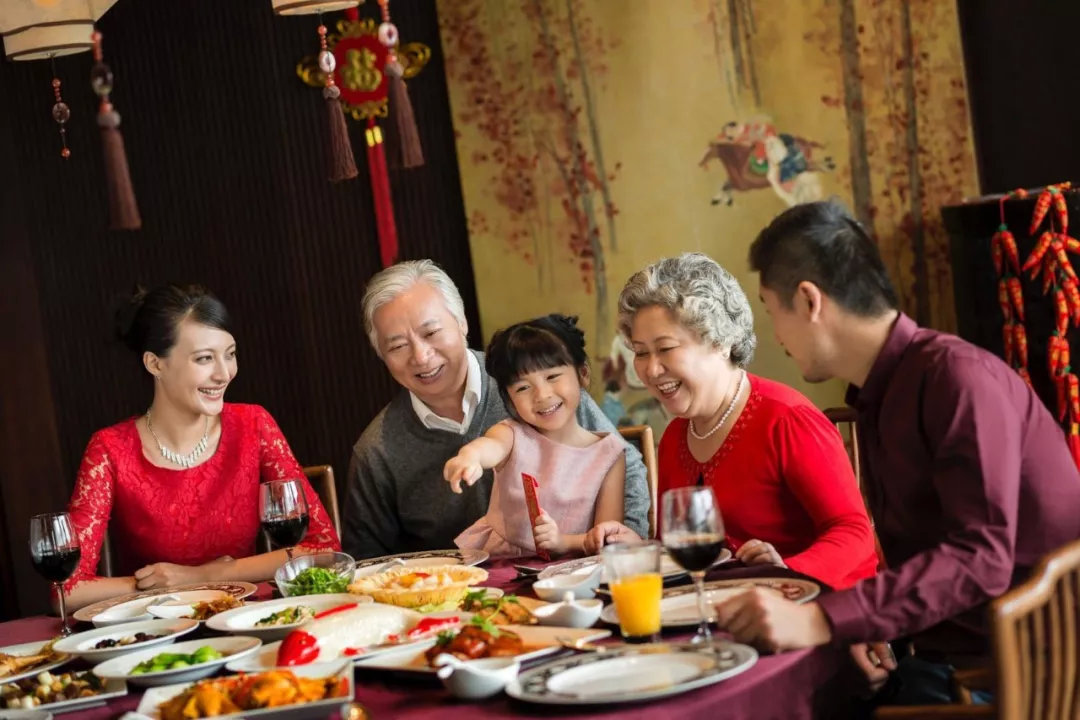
296,7 -> 430,268
995,181 -> 1080,467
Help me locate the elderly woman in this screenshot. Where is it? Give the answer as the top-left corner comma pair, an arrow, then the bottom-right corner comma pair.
588,253 -> 877,590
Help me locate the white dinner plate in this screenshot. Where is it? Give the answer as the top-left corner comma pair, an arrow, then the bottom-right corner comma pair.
0,641 -> 71,685
506,642 -> 757,705
73,582 -> 258,627
536,549 -> 733,583
52,618 -> 198,662
351,625 -> 610,674
92,635 -> 261,687
134,661 -> 353,720
0,673 -> 127,714
352,549 -> 489,577
205,594 -> 372,641
600,576 -> 822,628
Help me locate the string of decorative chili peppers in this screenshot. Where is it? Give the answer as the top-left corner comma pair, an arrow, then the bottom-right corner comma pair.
1008,181 -> 1080,468
994,188 -> 1030,387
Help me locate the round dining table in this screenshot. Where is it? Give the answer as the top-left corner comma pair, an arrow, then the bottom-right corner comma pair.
0,558 -> 857,719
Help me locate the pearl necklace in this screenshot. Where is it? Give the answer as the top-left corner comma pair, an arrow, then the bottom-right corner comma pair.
689,370 -> 746,441
145,410 -> 210,469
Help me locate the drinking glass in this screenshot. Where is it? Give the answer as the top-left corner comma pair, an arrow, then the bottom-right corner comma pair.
259,478 -> 309,559
662,486 -> 725,643
601,541 -> 663,643
29,512 -> 81,637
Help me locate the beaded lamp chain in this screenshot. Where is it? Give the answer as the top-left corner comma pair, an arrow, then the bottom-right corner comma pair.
50,56 -> 71,158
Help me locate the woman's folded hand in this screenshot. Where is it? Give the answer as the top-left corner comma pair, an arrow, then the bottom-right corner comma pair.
734,538 -> 786,568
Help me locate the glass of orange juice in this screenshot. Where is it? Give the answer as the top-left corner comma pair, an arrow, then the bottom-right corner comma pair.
602,541 -> 663,643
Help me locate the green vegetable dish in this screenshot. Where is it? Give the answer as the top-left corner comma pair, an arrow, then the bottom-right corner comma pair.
130,646 -> 223,674
254,605 -> 315,627
285,567 -> 350,595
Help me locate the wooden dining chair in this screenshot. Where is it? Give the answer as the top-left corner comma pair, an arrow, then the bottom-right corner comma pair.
875,537 -> 1080,719
618,424 -> 659,538
823,406 -> 887,570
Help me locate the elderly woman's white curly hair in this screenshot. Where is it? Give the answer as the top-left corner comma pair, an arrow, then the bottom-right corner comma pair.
617,253 -> 757,368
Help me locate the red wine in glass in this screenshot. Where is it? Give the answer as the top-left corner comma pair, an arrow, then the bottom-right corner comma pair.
259,478 -> 309,559
29,512 -> 80,637
666,533 -> 726,572
662,486 -> 725,644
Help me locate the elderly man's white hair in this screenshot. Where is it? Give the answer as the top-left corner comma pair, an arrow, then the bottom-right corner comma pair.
362,259 -> 468,356
617,252 -> 757,368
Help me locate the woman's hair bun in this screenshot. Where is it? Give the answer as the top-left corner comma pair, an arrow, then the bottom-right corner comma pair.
114,284 -> 149,352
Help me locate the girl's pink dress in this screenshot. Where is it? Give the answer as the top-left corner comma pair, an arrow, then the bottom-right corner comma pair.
455,420 -> 624,557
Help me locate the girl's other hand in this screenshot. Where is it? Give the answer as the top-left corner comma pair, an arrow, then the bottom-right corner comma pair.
734,538 -> 786,568
583,521 -> 640,554
443,453 -> 483,493
533,510 -> 564,554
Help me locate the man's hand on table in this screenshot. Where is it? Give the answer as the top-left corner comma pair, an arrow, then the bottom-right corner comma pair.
713,590 -> 832,652
583,521 -> 641,554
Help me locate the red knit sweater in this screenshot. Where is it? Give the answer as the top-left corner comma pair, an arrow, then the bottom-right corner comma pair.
658,374 -> 877,589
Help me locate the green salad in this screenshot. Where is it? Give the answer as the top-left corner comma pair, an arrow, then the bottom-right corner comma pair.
285,566 -> 350,595
130,646 -> 223,674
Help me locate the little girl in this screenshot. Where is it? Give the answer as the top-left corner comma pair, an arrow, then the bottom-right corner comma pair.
445,314 -> 627,557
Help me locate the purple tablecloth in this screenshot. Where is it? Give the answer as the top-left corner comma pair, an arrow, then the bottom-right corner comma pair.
0,560 -> 854,719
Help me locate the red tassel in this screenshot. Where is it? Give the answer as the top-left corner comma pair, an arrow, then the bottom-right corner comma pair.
365,119 -> 398,267
385,60 -> 423,168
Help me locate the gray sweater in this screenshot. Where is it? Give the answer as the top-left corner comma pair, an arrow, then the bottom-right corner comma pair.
342,351 -> 650,559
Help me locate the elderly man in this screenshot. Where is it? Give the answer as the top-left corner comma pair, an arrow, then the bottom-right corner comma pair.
717,200 -> 1080,706
342,259 -> 649,559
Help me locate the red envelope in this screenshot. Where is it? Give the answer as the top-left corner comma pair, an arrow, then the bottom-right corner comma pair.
521,472 -> 549,561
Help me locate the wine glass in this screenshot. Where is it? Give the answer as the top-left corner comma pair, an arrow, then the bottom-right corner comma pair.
29,512 -> 81,637
260,478 -> 310,560
662,486 -> 725,644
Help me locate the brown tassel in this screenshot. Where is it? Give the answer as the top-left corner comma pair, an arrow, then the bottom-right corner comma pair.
385,59 -> 423,168
98,108 -> 141,229
91,32 -> 140,230
324,85 -> 358,182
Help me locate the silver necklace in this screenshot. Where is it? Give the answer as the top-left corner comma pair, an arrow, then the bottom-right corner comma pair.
145,410 -> 210,469
689,369 -> 746,441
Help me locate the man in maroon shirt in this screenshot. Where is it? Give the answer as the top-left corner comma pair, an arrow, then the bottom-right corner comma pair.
716,199 -> 1080,705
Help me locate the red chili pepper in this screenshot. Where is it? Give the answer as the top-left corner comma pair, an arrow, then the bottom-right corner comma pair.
1014,323 -> 1028,367
1043,269 -> 1055,295
999,229 -> 1021,273
1053,236 -> 1079,282
1065,277 -> 1080,324
1056,374 -> 1068,421
1053,188 -> 1069,235
1049,335 -> 1062,376
1065,235 -> 1080,254
1003,322 -> 1015,366
1030,188 -> 1054,235
1068,373 -> 1080,420
1018,367 -> 1033,389
1022,231 -> 1055,271
1055,289 -> 1070,335
997,279 -> 1013,321
1006,277 -> 1025,320
991,235 -> 1004,276
1061,338 -> 1072,372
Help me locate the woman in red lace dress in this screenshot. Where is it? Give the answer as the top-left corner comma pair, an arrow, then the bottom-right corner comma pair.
64,285 -> 340,611
587,254 -> 877,590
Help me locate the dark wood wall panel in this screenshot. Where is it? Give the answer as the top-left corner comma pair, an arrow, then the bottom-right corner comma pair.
0,0 -> 478,617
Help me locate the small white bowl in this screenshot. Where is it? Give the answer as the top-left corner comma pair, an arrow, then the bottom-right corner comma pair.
434,654 -> 519,699
531,592 -> 603,628
53,618 -> 198,662
533,567 -> 602,601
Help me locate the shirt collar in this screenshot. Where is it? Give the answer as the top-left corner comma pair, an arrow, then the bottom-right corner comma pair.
846,312 -> 917,410
409,350 -> 482,432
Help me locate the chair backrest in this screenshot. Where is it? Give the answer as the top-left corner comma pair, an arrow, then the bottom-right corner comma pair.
618,425 -> 658,538
303,465 -> 342,540
992,538 -> 1080,720
823,406 -> 887,570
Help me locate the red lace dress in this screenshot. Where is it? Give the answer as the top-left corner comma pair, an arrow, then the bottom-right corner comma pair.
658,374 -> 878,590
65,403 -> 340,591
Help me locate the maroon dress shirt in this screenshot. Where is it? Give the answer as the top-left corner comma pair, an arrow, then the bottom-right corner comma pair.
817,313 -> 1080,657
